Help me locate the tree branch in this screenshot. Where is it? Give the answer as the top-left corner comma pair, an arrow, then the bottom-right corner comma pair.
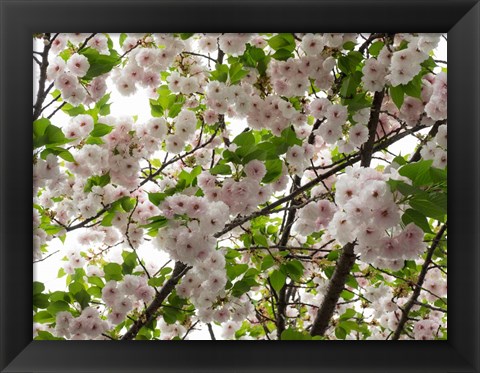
409,120 -> 442,163
207,323 -> 216,340
391,223 -> 447,340
33,33 -> 56,121
360,89 -> 385,167
311,88 -> 385,337
310,241 -> 357,336
121,261 -> 189,340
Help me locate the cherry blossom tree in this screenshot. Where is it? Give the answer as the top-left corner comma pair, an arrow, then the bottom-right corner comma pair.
33,33 -> 447,341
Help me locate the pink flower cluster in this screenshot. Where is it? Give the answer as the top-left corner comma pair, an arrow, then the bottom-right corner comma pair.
420,123 -> 447,168
328,166 -> 426,270
102,275 -> 155,325
387,34 -> 439,87
56,307 -> 109,340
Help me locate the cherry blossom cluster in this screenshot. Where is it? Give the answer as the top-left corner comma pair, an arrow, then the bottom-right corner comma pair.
293,200 -> 337,237
55,307 -> 109,340
327,166 -> 426,270
101,275 -> 155,325
420,123 -> 447,168
269,55 -> 334,97
197,168 -> 277,215
421,268 -> 447,303
113,35 -> 185,96
424,72 -> 447,121
47,34 -> 110,106
387,34 -> 440,87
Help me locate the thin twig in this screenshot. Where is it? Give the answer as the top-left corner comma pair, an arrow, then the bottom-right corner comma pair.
207,323 -> 216,340
33,250 -> 59,264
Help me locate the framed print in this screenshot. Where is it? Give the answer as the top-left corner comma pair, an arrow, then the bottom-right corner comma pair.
1,0 -> 479,372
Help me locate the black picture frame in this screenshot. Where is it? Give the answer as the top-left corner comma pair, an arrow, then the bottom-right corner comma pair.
1,0 -> 479,372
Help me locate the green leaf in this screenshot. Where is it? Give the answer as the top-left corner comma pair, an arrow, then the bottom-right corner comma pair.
339,320 -> 360,332
85,136 -> 104,145
429,167 -> 447,184
90,123 -> 114,137
390,85 -> 404,109
225,248 -> 242,260
47,300 -> 69,315
281,126 -> 302,146
387,179 -> 427,198
180,33 -> 195,40
249,47 -> 266,61
33,293 -> 49,309
231,277 -> 258,297
226,264 -> 249,280
340,71 -> 362,99
345,93 -> 372,111
57,268 -> 66,278
429,193 -> 447,212
341,290 -> 355,301
210,164 -> 232,175
87,286 -> 102,298
223,149 -> 242,164
241,148 -> 267,164
79,47 -> 120,81
96,93 -> 111,115
41,147 -> 75,162
285,260 -> 304,281
49,291 -> 70,303
33,118 -> 51,138
104,263 -> 123,281
61,103 -> 86,116
33,281 -> 45,295
84,173 -> 110,192
34,124 -> 70,148
269,269 -> 286,293
262,159 -> 283,183
122,252 -> 137,275
337,51 -> 363,74
35,331 -> 65,340
148,193 -> 167,206
268,33 -> 295,52
253,234 -> 268,247
421,56 -> 437,70
150,101 -> 164,117
392,155 -> 407,166
271,49 -> 294,61
335,326 -> 347,339
119,33 -> 128,47
33,310 -> 54,323
398,160 -> 434,186
409,198 -> 446,221
340,308 -> 357,321
229,62 -> 249,84
121,197 -> 136,212
368,41 -> 384,57
402,75 -> 422,99
101,212 -> 115,227
148,277 -> 165,287
281,328 -> 312,340
261,255 -> 275,271
210,64 -> 229,83
41,224 -> 64,235
343,41 -> 356,50
233,131 -> 255,149
88,276 -> 104,288
141,215 -> 168,231
73,289 -> 91,309
68,281 -> 84,295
